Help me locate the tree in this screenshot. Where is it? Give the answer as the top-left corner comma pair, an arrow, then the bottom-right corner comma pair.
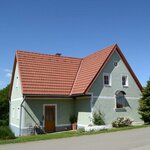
139,79 -> 150,123
0,84 -> 10,126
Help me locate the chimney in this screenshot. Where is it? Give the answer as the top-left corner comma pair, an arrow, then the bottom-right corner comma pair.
55,53 -> 62,56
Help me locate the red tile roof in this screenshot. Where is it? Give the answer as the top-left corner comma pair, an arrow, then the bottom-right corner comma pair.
16,51 -> 81,95
10,44 -> 142,97
71,44 -> 116,95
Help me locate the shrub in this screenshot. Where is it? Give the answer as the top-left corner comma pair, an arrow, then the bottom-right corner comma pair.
0,119 -> 9,126
0,126 -> 15,140
139,79 -> 150,123
112,117 -> 133,128
93,111 -> 105,125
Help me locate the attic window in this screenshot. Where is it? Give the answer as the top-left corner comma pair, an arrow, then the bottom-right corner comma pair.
115,91 -> 126,109
114,61 -> 118,67
103,73 -> 111,86
122,75 -> 128,87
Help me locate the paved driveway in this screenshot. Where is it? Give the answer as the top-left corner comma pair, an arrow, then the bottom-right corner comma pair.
1,127 -> 150,150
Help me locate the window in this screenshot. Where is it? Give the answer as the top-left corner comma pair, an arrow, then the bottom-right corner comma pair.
122,75 -> 128,86
103,73 -> 111,86
115,91 -> 126,109
113,61 -> 118,67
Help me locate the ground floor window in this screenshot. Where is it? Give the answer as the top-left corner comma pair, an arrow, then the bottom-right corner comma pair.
115,90 -> 126,108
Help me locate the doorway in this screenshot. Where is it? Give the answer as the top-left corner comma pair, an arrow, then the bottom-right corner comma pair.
44,105 -> 56,132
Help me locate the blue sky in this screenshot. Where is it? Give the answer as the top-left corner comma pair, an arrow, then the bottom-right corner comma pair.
0,0 -> 150,89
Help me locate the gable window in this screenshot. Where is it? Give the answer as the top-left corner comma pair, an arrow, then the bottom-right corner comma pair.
113,61 -> 118,67
122,75 -> 128,87
103,73 -> 111,86
115,91 -> 126,109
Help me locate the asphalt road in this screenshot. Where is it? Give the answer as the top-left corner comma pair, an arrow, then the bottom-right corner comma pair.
1,127 -> 150,150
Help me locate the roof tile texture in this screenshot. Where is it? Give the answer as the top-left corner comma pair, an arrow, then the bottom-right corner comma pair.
16,51 -> 81,95
71,45 -> 115,94
14,44 -> 141,96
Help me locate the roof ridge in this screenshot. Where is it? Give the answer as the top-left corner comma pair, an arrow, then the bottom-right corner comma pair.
16,50 -> 81,60
83,44 -> 116,59
70,58 -> 83,95
84,44 -> 117,93
71,44 -> 117,95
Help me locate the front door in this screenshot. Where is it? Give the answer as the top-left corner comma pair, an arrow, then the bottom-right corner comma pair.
44,105 -> 55,133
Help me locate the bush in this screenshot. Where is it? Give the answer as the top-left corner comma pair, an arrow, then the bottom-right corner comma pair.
112,117 -> 133,128
0,126 -> 15,140
139,79 -> 150,123
0,84 -> 10,126
0,119 -> 9,126
93,111 -> 105,125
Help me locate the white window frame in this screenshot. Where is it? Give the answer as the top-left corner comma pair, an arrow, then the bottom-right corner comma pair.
122,75 -> 128,87
103,73 -> 111,86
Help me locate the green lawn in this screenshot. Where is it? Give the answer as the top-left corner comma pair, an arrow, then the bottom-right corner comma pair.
0,125 -> 150,145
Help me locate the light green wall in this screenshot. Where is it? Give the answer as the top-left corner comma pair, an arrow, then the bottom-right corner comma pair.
11,63 -> 23,100
92,97 -> 142,124
89,51 -> 141,97
10,62 -> 23,127
10,100 -> 22,126
23,99 -> 74,128
75,97 -> 91,115
89,51 -> 142,124
23,97 -> 91,128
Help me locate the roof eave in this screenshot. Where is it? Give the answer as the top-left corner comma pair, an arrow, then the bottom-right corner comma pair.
9,56 -> 17,98
115,44 -> 143,91
84,44 -> 143,94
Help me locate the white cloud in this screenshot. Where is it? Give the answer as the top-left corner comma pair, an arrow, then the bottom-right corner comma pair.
4,69 -> 12,78
0,81 -> 5,90
6,72 -> 12,78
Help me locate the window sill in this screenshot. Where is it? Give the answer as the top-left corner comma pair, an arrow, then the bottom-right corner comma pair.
115,108 -> 127,112
104,85 -> 111,87
123,85 -> 128,88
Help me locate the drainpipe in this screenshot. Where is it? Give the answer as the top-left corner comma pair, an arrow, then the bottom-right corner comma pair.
19,96 -> 25,136
87,92 -> 94,124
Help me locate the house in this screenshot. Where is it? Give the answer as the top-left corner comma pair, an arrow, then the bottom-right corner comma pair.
9,44 -> 143,136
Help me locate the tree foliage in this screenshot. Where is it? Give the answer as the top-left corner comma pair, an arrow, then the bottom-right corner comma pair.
139,79 -> 150,123
0,84 -> 10,126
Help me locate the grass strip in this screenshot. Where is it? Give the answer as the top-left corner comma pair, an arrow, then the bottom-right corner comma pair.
0,124 -> 150,145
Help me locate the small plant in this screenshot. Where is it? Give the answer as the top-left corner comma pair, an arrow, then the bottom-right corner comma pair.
112,117 -> 133,128
93,111 -> 105,125
0,126 -> 15,140
69,115 -> 77,124
69,115 -> 77,130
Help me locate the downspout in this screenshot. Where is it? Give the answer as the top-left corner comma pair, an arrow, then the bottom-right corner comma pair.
19,96 -> 25,136
86,92 -> 94,124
